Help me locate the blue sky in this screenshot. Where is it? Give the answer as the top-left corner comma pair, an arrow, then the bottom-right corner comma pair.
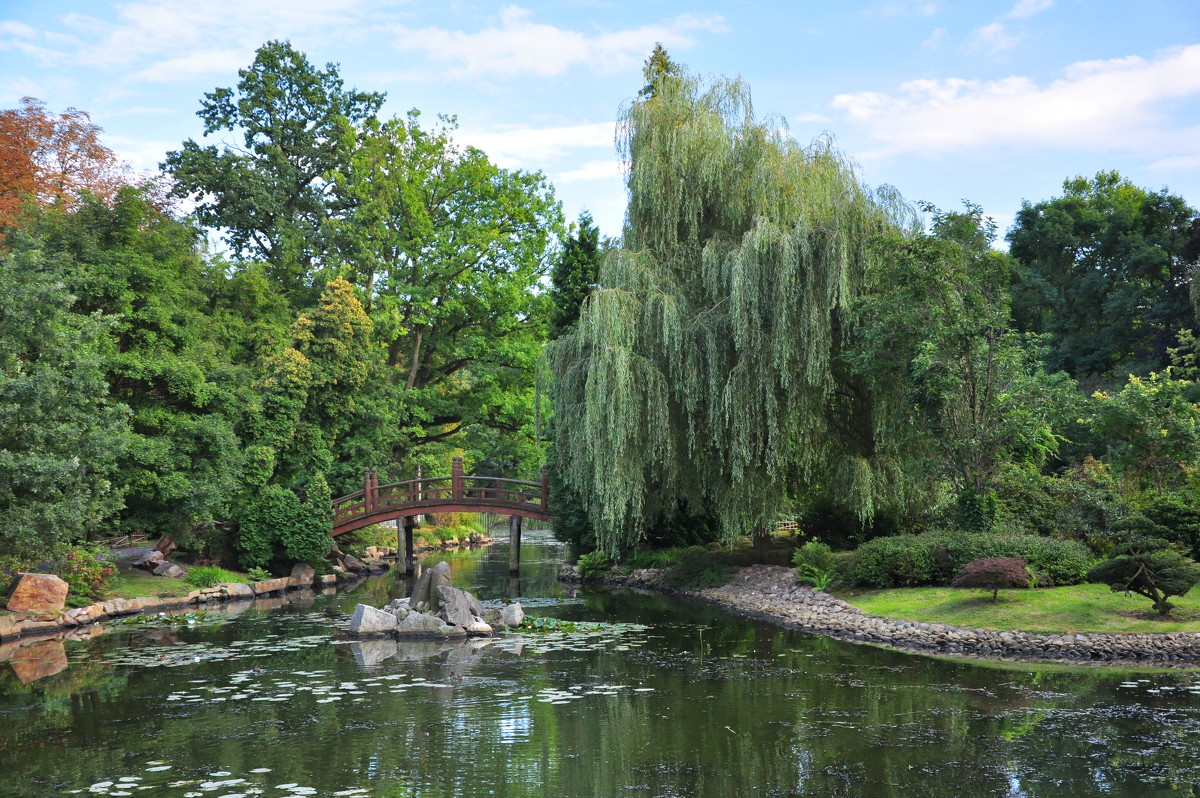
1,0 -> 1198,242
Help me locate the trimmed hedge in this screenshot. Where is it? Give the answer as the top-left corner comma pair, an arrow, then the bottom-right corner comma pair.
848,531 -> 1092,588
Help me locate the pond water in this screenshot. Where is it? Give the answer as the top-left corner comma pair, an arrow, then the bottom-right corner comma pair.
5,530 -> 1200,797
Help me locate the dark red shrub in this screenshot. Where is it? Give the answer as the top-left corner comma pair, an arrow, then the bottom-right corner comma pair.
951,557 -> 1030,601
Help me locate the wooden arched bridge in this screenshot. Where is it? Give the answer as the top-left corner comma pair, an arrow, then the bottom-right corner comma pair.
331,456 -> 550,574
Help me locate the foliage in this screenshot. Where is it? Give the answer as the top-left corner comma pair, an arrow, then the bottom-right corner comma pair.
1086,372 -> 1200,496
659,546 -> 737,590
183,565 -> 245,589
0,96 -> 128,227
163,40 -> 385,297
847,205 -> 1076,528
0,544 -> 116,601
848,532 -> 1092,588
1142,497 -> 1200,560
335,524 -> 398,554
793,540 -> 837,590
550,62 -> 916,553
33,188 -> 246,536
951,557 -> 1032,601
245,566 -> 271,581
622,547 -> 685,569
1008,171 -> 1199,377
0,223 -> 129,555
236,484 -> 329,571
1086,537 -> 1200,615
548,211 -> 602,338
576,550 -> 612,580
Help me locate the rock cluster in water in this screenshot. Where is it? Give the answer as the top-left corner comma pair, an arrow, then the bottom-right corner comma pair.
589,564 -> 1200,665
348,561 -> 524,639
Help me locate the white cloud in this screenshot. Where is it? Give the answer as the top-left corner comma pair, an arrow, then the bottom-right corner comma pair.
386,6 -> 726,79
922,26 -> 947,49
830,45 -> 1200,160
457,121 -> 615,170
1005,0 -> 1053,19
876,2 -> 937,17
554,159 -> 621,184
0,75 -> 43,103
966,22 -> 1022,55
15,0 -> 382,76
132,48 -> 248,82
0,20 -> 36,38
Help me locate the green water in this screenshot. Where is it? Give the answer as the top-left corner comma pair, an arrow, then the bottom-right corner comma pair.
4,531 -> 1200,797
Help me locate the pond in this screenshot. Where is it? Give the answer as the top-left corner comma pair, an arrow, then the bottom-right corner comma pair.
4,530 -> 1200,797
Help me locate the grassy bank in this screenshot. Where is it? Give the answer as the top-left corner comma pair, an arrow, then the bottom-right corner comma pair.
835,583 -> 1200,635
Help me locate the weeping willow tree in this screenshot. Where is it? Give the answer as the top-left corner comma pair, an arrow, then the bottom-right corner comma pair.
550,62 -> 920,554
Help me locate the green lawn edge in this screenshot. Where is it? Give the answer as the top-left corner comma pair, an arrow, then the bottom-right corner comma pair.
834,583 -> 1200,636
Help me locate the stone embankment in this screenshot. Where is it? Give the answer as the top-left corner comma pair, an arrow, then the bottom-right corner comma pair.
0,565 -> 344,644
583,564 -> 1200,666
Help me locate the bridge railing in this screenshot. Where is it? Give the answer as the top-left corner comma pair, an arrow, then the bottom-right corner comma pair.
331,458 -> 549,530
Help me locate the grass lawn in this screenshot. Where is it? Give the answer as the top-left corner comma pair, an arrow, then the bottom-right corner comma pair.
835,583 -> 1200,635
104,568 -> 192,600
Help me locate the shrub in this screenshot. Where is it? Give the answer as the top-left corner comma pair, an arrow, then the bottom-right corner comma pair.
660,546 -> 736,590
848,532 -> 1092,588
1086,538 -> 1200,615
847,535 -> 937,587
576,550 -> 611,580
1142,499 -> 1200,560
184,565 -> 244,589
624,548 -> 685,569
793,540 -> 837,590
246,566 -> 271,581
336,524 -> 398,555
951,557 -> 1031,601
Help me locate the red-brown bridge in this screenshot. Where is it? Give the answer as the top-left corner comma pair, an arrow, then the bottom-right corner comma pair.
331,456 -> 550,574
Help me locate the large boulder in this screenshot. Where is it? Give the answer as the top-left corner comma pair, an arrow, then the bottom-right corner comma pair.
349,603 -> 399,635
132,550 -> 164,570
289,562 -> 316,587
409,561 -> 452,612
152,561 -> 186,579
152,534 -> 177,557
436,585 -> 482,628
499,602 -> 525,629
395,610 -> 447,635
5,573 -> 69,613
342,554 -> 369,574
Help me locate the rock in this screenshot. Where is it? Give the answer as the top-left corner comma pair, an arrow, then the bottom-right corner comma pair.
319,573 -> 338,585
365,546 -> 381,560
395,610 -> 447,635
152,561 -> 186,579
466,617 -> 493,636
436,585 -> 479,628
251,578 -> 289,595
482,608 -> 502,626
6,639 -> 67,683
499,602 -> 525,628
217,582 -> 255,598
349,639 -> 399,666
409,561 -> 453,610
152,534 -> 177,557
349,603 -> 399,635
132,550 -> 164,569
0,614 -> 22,640
5,574 -> 69,613
342,554 -> 369,573
289,562 -> 316,587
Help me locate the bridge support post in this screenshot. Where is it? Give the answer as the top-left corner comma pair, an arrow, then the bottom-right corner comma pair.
451,456 -> 464,500
403,516 -> 416,576
508,515 -> 522,575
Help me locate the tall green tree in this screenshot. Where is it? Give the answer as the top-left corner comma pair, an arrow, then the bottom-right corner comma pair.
162,41 -> 385,300
548,211 -> 602,338
1008,171 -> 1199,379
550,62 -> 914,552
848,204 -> 1076,531
0,222 -> 129,555
327,111 -> 561,472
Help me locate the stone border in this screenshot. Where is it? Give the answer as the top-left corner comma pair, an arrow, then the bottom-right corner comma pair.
0,573 -> 347,644
574,564 -> 1200,667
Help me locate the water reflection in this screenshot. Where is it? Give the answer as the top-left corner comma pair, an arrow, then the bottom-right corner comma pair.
1,528 -> 1200,796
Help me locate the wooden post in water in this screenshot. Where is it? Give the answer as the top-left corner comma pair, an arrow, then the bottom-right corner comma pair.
403,516 -> 416,576
508,514 -> 522,575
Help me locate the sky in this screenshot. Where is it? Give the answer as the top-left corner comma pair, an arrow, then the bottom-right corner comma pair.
1,0 -> 1198,244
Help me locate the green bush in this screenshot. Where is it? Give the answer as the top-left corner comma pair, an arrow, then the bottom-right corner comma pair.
848,532 -> 1092,588
0,545 -> 116,602
184,565 -> 245,589
660,546 -> 736,590
1087,538 -> 1200,615
576,550 -> 611,580
793,540 -> 837,590
623,548 -> 685,569
246,566 -> 271,581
